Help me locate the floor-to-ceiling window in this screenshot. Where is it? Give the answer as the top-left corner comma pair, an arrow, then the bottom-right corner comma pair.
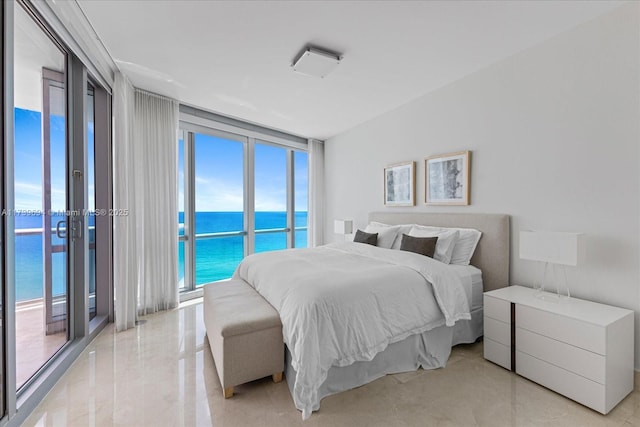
178,131 -> 186,290
13,2 -> 69,390
178,112 -> 308,294
86,84 -> 96,320
4,1 -> 112,424
254,142 -> 287,253
294,151 -> 308,248
194,131 -> 246,285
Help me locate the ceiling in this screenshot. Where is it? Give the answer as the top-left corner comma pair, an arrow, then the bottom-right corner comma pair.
78,1 -> 623,140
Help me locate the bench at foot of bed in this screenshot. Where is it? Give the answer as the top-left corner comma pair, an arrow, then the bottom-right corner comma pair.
203,279 -> 284,399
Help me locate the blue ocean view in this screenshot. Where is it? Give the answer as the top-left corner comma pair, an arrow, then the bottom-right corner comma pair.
179,211 -> 307,286
15,213 -> 96,302
15,211 -> 306,301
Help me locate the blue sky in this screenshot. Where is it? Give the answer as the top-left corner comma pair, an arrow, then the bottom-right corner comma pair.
15,107 -> 95,214
16,109 -> 307,217
14,108 -> 67,212
179,133 -> 308,213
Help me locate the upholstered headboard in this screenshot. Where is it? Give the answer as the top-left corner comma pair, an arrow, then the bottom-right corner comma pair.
368,212 -> 510,291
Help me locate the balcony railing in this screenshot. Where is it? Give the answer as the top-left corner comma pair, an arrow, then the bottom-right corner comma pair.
178,226 -> 308,242
15,226 -> 96,304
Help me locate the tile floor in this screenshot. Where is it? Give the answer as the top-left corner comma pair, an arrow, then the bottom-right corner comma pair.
21,300 -> 640,426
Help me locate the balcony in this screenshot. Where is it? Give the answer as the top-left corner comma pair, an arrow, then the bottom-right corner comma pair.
15,226 -> 96,389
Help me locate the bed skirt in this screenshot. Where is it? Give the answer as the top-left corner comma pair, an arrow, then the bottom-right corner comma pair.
284,307 -> 483,415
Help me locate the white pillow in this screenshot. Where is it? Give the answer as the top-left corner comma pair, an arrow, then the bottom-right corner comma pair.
449,228 -> 482,265
410,224 -> 482,265
392,225 -> 414,249
366,222 -> 414,249
408,226 -> 459,264
364,222 -> 400,249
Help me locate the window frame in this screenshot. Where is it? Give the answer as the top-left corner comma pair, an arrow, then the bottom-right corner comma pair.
3,2 -> 112,424
178,114 -> 308,298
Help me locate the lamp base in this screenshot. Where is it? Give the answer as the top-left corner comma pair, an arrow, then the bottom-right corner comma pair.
534,289 -> 570,302
534,262 -> 571,301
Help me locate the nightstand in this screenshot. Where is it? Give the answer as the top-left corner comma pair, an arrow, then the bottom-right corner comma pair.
484,285 -> 634,414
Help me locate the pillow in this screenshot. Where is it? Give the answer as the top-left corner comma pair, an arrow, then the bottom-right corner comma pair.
353,229 -> 378,246
364,222 -> 399,249
449,228 -> 482,265
410,224 -> 482,265
408,226 -> 459,264
391,224 -> 414,249
366,222 -> 414,250
399,234 -> 437,258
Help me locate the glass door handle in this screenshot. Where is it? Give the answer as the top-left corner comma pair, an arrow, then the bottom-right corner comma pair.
55,220 -> 67,239
71,217 -> 83,240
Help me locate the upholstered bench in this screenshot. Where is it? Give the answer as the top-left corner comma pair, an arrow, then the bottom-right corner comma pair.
203,279 -> 284,398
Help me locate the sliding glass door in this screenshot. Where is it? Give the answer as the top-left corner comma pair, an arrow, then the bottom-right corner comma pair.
13,3 -> 69,389
86,84 -> 97,320
2,1 -> 112,423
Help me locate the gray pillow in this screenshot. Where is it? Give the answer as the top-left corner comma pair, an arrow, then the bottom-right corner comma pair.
400,234 -> 438,258
353,229 -> 378,246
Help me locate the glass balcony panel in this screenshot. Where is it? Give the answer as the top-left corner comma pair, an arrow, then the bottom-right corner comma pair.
195,235 -> 244,286
255,232 -> 287,254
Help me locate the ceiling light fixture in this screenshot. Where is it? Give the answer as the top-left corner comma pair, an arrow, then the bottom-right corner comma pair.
292,46 -> 341,78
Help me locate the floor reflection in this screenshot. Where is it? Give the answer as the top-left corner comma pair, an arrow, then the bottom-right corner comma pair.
21,300 -> 640,427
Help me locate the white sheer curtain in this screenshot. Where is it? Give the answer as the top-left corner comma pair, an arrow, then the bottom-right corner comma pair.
113,72 -> 137,331
133,90 -> 179,316
113,71 -> 179,331
308,139 -> 325,247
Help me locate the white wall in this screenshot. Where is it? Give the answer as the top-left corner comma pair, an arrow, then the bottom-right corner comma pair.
324,4 -> 640,366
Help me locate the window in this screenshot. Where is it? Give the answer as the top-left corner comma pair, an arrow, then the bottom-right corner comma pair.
194,132 -> 245,285
178,117 -> 308,294
6,1 -> 113,421
14,3 -> 69,389
254,143 -> 287,253
178,131 -> 185,290
294,151 -> 309,248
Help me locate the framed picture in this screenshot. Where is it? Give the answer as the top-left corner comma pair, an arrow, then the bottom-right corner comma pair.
425,151 -> 471,205
384,161 -> 415,206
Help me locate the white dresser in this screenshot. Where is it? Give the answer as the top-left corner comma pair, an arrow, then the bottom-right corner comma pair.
484,285 -> 633,414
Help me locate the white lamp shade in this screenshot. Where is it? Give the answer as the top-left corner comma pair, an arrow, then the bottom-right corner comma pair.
334,219 -> 353,235
520,231 -> 584,266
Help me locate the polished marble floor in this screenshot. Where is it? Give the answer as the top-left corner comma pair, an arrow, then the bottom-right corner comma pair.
22,300 -> 640,426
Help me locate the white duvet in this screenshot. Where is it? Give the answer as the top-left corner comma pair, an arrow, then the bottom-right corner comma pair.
233,242 -> 472,419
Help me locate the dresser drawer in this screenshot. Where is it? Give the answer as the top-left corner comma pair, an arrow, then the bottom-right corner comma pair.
516,351 -> 605,413
484,295 -> 510,323
517,327 -> 605,384
484,338 -> 511,370
517,304 -> 606,355
484,316 -> 510,347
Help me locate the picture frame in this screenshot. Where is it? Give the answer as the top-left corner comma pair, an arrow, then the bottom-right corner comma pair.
425,151 -> 471,205
384,161 -> 415,207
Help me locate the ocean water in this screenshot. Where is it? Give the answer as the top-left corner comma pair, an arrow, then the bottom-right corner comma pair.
15,211 -> 306,301
15,213 -> 96,302
179,211 -> 308,286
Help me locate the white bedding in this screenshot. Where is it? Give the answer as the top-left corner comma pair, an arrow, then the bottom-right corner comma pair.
447,264 -> 483,311
234,242 -> 472,419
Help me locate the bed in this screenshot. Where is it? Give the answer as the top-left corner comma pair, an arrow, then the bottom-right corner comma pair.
233,212 -> 510,419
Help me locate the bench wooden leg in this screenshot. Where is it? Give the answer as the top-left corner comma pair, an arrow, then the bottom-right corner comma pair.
272,372 -> 283,383
223,387 -> 234,398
